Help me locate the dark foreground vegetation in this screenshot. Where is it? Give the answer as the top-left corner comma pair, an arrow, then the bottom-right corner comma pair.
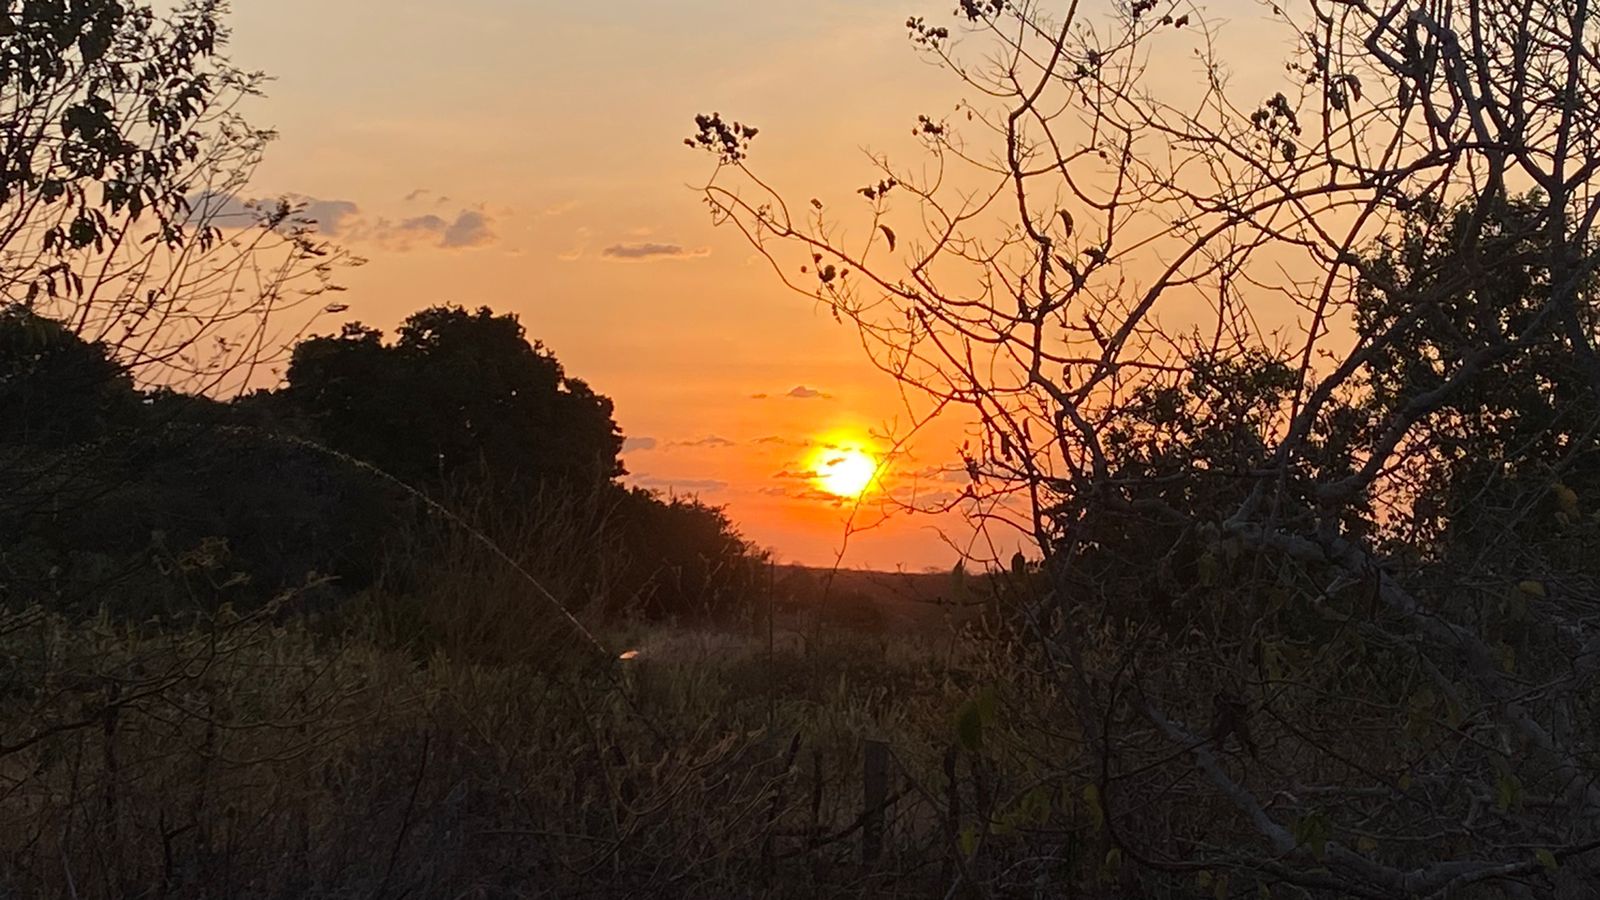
8,0 -> 1600,897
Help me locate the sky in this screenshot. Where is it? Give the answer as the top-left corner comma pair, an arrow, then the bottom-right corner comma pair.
222,0 -> 1295,569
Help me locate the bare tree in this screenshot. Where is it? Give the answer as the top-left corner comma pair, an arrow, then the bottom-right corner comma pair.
2,0 -> 357,395
694,0 -> 1600,893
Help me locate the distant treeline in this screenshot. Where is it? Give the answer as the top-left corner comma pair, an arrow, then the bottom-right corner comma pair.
1,303 -> 767,641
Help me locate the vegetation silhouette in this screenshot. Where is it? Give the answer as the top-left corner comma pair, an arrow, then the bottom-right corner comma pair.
691,0 -> 1600,893
9,0 -> 1600,896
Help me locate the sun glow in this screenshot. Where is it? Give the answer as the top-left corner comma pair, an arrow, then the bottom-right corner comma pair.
811,444 -> 880,499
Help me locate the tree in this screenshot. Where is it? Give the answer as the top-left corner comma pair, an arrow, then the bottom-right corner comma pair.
0,303 -> 135,446
2,0 -> 363,614
2,0 -> 354,395
694,0 -> 1600,893
1356,194 -> 1600,576
280,305 -> 625,491
608,488 -> 767,621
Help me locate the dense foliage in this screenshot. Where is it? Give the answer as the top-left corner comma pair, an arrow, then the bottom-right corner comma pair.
695,0 -> 1600,892
1,300 -> 765,627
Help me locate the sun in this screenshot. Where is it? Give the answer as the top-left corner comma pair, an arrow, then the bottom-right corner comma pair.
812,446 -> 880,499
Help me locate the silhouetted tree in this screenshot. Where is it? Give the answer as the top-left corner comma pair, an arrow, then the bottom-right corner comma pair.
0,305 -> 135,446
281,306 -> 624,491
2,0 -> 354,393
609,488 -> 766,621
695,0 -> 1600,892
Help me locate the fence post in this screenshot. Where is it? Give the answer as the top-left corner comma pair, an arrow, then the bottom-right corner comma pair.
862,739 -> 889,865
941,745 -> 960,885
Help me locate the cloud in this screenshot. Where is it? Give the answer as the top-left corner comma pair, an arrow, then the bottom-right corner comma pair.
750,386 -> 834,401
557,226 -> 591,262
189,191 -> 256,225
622,436 -> 658,453
385,209 -> 496,249
192,190 -> 495,249
632,475 -> 728,494
601,242 -> 710,261
442,210 -> 493,248
189,192 -> 360,237
770,468 -> 821,481
667,435 -> 735,449
300,199 -> 360,235
399,214 -> 448,232
543,199 -> 578,217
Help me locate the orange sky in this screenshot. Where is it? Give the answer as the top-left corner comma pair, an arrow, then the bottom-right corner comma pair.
222,0 -> 1299,569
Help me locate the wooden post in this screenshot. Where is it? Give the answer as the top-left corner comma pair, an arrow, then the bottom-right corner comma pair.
862,739 -> 889,865
767,559 -> 776,729
941,745 -> 960,885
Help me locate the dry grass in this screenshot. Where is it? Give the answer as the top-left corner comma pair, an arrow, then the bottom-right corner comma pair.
0,597 -> 1097,899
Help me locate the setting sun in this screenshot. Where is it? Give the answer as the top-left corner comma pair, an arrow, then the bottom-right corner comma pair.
812,445 -> 880,499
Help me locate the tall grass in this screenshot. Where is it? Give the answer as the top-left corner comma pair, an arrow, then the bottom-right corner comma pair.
1,593 -> 1075,898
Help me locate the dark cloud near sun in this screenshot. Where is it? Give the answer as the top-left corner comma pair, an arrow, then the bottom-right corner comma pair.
632,475 -> 728,494
745,385 -> 832,398
667,435 -> 735,449
748,386 -> 834,401
601,242 -> 710,261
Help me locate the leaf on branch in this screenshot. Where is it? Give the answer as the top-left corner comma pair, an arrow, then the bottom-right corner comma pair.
1495,771 -> 1523,812
1083,783 -> 1104,833
1291,811 -> 1332,860
954,700 -> 983,751
880,224 -> 896,251
1554,483 -> 1579,516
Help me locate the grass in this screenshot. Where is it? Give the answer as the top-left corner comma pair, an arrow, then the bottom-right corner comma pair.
0,596 -> 1091,899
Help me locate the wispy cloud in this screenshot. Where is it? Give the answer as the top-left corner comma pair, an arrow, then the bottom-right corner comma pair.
667,435 -> 735,449
601,242 -> 710,261
622,436 -> 658,453
381,208 -> 497,249
633,475 -> 728,494
399,214 -> 447,232
442,210 -> 493,248
750,386 -> 834,400
301,199 -> 360,235
189,192 -> 361,237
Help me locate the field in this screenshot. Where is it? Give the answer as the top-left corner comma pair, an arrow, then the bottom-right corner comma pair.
0,575 -> 1102,899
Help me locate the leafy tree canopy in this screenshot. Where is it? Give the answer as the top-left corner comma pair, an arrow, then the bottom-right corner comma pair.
279,305 -> 625,491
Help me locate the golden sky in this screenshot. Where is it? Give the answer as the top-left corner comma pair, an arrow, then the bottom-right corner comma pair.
224,0 -> 1295,569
